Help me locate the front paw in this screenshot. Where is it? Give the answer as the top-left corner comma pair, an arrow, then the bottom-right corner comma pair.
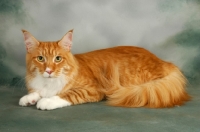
19,92 -> 41,106
36,96 -> 71,110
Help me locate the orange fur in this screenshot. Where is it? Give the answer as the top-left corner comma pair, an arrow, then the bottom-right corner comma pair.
24,30 -> 190,108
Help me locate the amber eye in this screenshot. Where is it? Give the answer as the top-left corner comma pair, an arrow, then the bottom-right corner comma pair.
37,56 -> 44,62
55,56 -> 62,62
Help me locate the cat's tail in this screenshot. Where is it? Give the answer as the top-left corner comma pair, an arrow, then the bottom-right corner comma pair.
106,67 -> 191,108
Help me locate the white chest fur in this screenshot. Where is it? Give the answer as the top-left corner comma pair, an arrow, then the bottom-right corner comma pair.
29,74 -> 67,98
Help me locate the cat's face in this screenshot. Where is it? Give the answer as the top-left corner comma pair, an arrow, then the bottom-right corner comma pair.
23,30 -> 75,79
27,42 -> 70,78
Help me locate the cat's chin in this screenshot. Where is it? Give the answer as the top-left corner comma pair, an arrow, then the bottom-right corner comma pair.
44,77 -> 53,78
43,76 -> 56,79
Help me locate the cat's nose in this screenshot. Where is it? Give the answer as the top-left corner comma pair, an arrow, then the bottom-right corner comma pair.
45,67 -> 53,74
46,70 -> 53,74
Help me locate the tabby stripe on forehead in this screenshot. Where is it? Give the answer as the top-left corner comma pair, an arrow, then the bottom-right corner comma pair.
42,42 -> 48,54
40,42 -> 57,55
50,42 -> 56,55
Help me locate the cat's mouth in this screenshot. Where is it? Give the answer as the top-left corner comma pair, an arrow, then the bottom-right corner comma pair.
43,72 -> 55,78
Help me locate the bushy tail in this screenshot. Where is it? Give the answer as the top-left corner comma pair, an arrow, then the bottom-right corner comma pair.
106,68 -> 191,108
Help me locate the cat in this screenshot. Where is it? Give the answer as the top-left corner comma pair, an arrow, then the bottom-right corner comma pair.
19,29 -> 190,110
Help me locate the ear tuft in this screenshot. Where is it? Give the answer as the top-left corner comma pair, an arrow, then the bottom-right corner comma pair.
58,29 -> 74,51
68,29 -> 74,33
21,30 -> 39,53
22,29 -> 28,33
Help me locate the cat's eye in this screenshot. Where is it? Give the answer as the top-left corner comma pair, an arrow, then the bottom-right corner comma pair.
55,56 -> 62,62
37,56 -> 44,62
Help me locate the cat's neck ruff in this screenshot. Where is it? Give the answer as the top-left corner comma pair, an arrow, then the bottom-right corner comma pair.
28,72 -> 68,98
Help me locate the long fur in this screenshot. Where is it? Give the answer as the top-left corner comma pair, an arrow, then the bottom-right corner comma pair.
21,30 -> 191,109
106,67 -> 190,108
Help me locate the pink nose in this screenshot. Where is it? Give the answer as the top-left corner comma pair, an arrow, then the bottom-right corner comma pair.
46,70 -> 53,74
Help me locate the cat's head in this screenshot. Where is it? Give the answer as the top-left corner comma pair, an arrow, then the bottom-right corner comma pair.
22,29 -> 77,79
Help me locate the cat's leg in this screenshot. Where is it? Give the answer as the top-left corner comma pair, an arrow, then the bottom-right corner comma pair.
36,88 -> 104,110
59,88 -> 104,105
36,96 -> 71,110
19,92 -> 41,106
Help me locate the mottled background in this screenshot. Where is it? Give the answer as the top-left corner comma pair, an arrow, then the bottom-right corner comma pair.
0,0 -> 200,87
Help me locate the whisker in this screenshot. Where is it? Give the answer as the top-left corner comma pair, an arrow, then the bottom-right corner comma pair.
10,76 -> 26,94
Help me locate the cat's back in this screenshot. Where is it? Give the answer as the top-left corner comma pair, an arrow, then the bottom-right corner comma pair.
74,46 -> 168,84
74,46 -> 159,61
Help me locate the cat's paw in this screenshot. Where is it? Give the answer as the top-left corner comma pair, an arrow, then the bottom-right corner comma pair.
36,96 -> 71,110
19,92 -> 41,106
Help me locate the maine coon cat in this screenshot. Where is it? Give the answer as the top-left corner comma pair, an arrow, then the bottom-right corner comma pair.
19,29 -> 190,110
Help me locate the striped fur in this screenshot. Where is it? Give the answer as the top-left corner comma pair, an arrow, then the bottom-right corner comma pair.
20,29 -> 190,110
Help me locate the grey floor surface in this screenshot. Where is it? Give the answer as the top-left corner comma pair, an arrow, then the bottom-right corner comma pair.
0,85 -> 199,132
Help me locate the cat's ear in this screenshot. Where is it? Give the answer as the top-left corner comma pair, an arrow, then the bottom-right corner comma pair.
22,30 -> 39,53
58,29 -> 73,51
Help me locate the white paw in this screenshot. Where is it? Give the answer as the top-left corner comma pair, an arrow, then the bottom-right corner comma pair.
36,96 -> 71,110
19,92 -> 41,106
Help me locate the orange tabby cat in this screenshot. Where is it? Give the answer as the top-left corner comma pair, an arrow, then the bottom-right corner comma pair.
19,29 -> 190,110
